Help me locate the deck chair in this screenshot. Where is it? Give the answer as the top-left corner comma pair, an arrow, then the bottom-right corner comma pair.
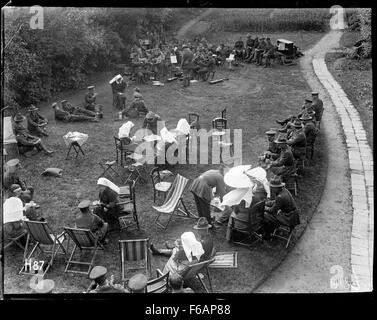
152,174 -> 197,229
183,258 -> 215,293
4,229 -> 27,251
64,227 -> 104,275
147,269 -> 170,293
19,221 -> 67,276
119,238 -> 151,285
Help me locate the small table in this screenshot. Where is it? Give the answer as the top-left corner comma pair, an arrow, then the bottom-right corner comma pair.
66,141 -> 85,159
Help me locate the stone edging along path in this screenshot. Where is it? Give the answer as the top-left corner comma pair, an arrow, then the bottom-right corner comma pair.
312,58 -> 373,292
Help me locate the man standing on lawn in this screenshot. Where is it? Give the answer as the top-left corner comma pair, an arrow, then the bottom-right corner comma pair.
181,44 -> 194,87
190,167 -> 227,225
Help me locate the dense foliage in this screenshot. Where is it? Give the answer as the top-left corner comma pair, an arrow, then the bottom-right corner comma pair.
2,7 -> 175,110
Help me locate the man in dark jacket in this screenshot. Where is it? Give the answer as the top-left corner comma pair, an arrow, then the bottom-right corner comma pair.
26,105 -> 48,137
300,114 -> 319,145
190,168 -> 226,224
61,100 -> 97,118
110,75 -> 127,110
52,102 -> 98,122
287,119 -> 307,159
266,136 -> 295,178
255,38 -> 267,65
311,92 -> 324,125
263,38 -> 276,67
181,44 -> 194,87
84,86 -> 103,117
263,175 -> 300,239
13,114 -> 54,156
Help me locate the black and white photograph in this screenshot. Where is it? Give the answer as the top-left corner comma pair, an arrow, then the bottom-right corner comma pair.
1,4 -> 373,302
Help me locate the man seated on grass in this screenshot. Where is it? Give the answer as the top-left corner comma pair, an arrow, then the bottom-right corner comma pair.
84,86 -> 103,117
52,102 -> 99,122
76,200 -> 109,244
3,159 -> 34,202
26,105 -> 48,137
122,88 -> 149,118
13,114 -> 54,156
263,175 -> 300,240
61,100 -> 97,118
150,232 -> 207,292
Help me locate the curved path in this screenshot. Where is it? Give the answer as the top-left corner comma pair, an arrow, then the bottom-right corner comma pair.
176,8 -> 215,40
256,30 -> 373,293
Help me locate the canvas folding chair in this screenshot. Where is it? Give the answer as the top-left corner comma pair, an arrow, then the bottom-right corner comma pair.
208,251 -> 238,269
118,180 -> 140,231
97,160 -> 120,180
66,141 -> 85,159
64,227 -> 104,275
183,258 -> 215,293
271,225 -> 295,249
124,152 -> 148,185
148,269 -> 170,293
152,174 -> 197,229
4,230 -> 27,251
19,221 -> 67,276
119,238 -> 151,285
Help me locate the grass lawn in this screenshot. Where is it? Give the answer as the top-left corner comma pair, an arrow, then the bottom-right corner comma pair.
325,30 -> 373,151
3,31 -> 328,294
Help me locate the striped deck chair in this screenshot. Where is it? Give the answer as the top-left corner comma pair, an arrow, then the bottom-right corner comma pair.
119,238 -> 151,285
152,174 -> 198,229
183,258 -> 215,293
64,227 -> 104,275
19,221 -> 67,277
208,252 -> 238,269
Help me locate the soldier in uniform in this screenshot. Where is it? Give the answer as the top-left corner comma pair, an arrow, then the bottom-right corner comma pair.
52,102 -> 98,122
265,136 -> 295,178
142,111 -> 163,135
128,273 -> 148,293
254,37 -> 267,65
263,38 -> 276,68
180,44 -> 194,87
300,114 -> 319,145
3,158 -> 35,201
122,88 -> 149,118
87,266 -> 129,293
84,86 -> 103,117
263,175 -> 300,239
75,200 -> 109,244
244,34 -> 255,61
26,105 -> 48,137
263,130 -> 280,160
276,98 -> 314,127
61,100 -> 97,118
286,119 -> 307,159
13,114 -> 54,156
311,92 -> 324,126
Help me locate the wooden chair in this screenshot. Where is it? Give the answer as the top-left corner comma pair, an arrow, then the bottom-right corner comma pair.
119,238 -> 151,285
212,118 -> 227,130
183,258 -> 216,293
283,163 -> 299,196
271,225 -> 295,249
228,201 -> 265,248
306,134 -> 318,160
150,167 -> 172,203
152,174 -> 197,229
221,108 -> 227,119
188,113 -> 200,127
114,136 -> 138,166
118,180 -> 140,231
147,270 -> 170,293
64,227 -> 104,275
19,221 -> 67,277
